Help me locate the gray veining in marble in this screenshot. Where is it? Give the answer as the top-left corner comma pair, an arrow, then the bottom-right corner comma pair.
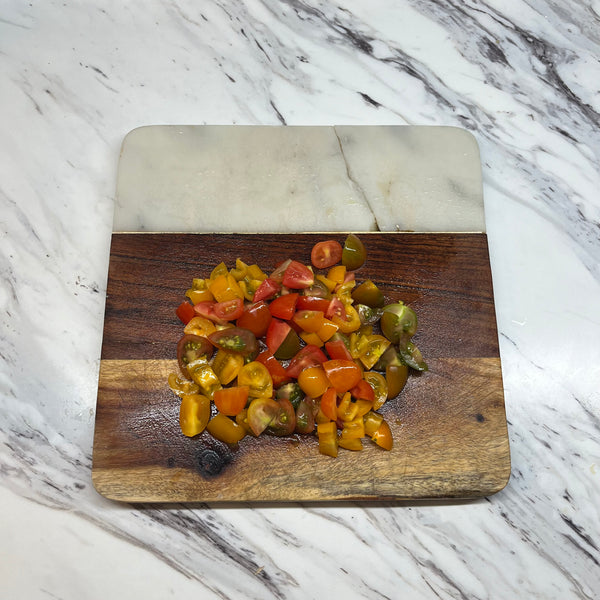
1,1 -> 599,599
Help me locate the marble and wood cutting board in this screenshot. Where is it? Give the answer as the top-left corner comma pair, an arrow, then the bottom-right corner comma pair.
92,125 -> 510,503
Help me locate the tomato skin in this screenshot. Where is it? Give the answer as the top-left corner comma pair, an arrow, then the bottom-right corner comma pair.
179,394 -> 211,437
322,359 -> 362,393
282,260 -> 314,289
265,318 -> 291,354
268,293 -> 299,320
213,298 -> 244,321
311,240 -> 343,269
206,413 -> 246,444
256,350 -> 290,387
213,386 -> 249,416
236,301 -> 272,337
297,366 -> 330,398
286,345 -> 328,378
176,301 -> 196,324
253,277 -> 281,302
296,296 -> 331,313
320,387 -> 338,421
324,339 -> 353,361
350,380 -> 375,403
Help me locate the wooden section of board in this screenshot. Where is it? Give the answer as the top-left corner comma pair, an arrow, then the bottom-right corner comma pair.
92,233 -> 510,502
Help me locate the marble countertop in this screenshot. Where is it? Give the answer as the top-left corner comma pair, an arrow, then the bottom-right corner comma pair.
1,1 -> 599,598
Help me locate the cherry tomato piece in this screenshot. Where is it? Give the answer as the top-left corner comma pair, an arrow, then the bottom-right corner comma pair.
236,301 -> 272,337
268,398 -> 296,436
350,379 -> 375,403
177,334 -> 214,378
213,297 -> 244,321
238,361 -> 273,399
213,386 -> 249,416
193,301 -> 226,324
179,394 -> 211,437
317,421 -> 338,457
295,399 -> 316,434
364,371 -> 388,410
386,364 -> 409,399
297,366 -> 330,398
296,296 -> 331,312
253,277 -> 281,302
324,339 -> 353,361
212,349 -> 244,385
268,293 -> 299,320
311,240 -> 343,269
342,233 -> 366,270
286,345 -> 328,378
208,327 -> 258,356
256,350 -> 290,387
206,413 -> 246,444
322,359 -> 362,393
320,387 -> 338,421
176,301 -> 196,324
282,260 -> 314,289
371,420 -> 393,450
247,397 -> 280,436
292,310 -> 325,333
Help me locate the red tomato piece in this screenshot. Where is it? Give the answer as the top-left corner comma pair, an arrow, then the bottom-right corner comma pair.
176,301 -> 196,324
268,293 -> 299,320
213,298 -> 244,321
296,296 -> 331,313
270,259 -> 292,283
236,301 -> 272,337
282,260 -> 314,289
325,339 -> 353,361
213,386 -> 249,416
265,318 -> 292,355
286,345 -> 328,378
311,240 -> 343,269
194,301 -> 226,324
253,278 -> 281,302
325,297 -> 346,320
350,379 -> 375,403
320,387 -> 338,421
322,359 -> 362,393
256,350 -> 290,387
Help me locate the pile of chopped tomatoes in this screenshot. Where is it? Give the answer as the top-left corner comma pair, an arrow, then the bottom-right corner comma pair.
168,234 -> 427,458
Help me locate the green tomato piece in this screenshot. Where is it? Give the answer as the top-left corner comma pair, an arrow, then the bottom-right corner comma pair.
342,234 -> 366,270
351,279 -> 384,307
273,328 -> 302,360
380,302 -> 418,342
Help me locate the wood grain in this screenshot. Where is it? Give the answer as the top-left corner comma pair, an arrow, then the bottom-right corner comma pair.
92,233 -> 510,502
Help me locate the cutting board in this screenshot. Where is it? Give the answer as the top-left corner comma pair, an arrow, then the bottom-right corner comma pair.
92,126 -> 510,503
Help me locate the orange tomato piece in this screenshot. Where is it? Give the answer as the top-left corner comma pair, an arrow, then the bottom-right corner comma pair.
317,421 -> 338,457
179,394 -> 211,437
297,366 -> 330,398
320,387 -> 338,421
371,420 -> 393,450
293,310 -> 326,333
322,359 -> 362,393
213,386 -> 249,416
206,413 -> 246,444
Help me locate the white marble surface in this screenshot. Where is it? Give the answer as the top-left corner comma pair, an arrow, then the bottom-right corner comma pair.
1,1 -> 599,598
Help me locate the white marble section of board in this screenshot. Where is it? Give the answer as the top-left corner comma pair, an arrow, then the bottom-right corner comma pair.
113,125 -> 485,233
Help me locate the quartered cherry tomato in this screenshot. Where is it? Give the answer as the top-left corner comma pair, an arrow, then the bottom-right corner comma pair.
176,301 -> 196,324
297,366 -> 330,398
268,293 -> 299,320
253,277 -> 280,302
236,301 -> 272,337
282,260 -> 314,289
322,359 -> 362,393
213,298 -> 244,321
206,412 -> 246,444
342,233 -> 366,270
211,348 -> 244,385
286,345 -> 328,378
247,397 -> 280,436
237,361 -> 273,399
311,240 -> 343,269
256,350 -> 290,387
177,334 -> 214,378
208,327 -> 258,356
179,394 -> 211,437
213,386 -> 249,416
295,399 -> 316,434
267,398 -> 296,436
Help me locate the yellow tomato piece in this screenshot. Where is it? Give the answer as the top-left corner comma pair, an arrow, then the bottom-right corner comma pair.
206,413 -> 246,444
363,411 -> 384,437
246,264 -> 267,281
187,362 -> 222,399
184,316 -> 217,338
359,335 -> 391,370
371,419 -> 393,450
179,394 -> 211,437
336,391 -> 359,422
327,265 -> 346,284
340,416 -> 365,440
297,366 -> 330,398
212,349 -> 244,385
316,274 -> 337,292
185,288 -> 215,304
338,436 -> 363,451
331,304 -> 361,333
300,331 -> 324,347
168,372 -> 200,397
317,421 -> 338,457
349,332 -> 370,359
237,361 -> 273,399
316,318 -> 338,342
210,262 -> 228,280
209,273 -> 244,302
229,258 -> 248,281
364,371 -> 388,410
